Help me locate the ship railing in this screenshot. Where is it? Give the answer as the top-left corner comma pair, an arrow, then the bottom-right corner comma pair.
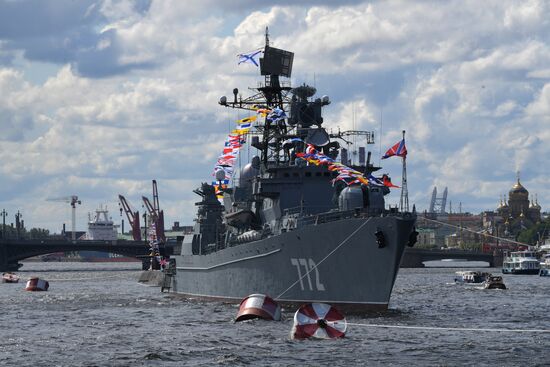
290,207 -> 389,227
256,80 -> 292,89
283,205 -> 334,216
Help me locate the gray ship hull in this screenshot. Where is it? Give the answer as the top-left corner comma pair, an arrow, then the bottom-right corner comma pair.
171,214 -> 415,312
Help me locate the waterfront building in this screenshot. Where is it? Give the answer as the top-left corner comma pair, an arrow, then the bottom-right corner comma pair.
416,228 -> 436,248
494,175 -> 541,235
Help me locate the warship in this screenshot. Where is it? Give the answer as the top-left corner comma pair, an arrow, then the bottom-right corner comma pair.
169,30 -> 417,312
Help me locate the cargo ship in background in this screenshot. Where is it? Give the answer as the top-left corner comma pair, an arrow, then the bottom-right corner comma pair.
167,29 -> 418,312
78,206 -> 139,262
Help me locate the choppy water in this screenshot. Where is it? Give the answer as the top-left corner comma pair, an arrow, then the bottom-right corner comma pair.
2,262 -> 549,366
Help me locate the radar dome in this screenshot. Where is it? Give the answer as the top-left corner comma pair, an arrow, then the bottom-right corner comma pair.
215,169 -> 226,182
338,186 -> 364,211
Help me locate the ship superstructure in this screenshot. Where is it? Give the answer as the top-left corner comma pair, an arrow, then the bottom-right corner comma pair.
169,30 -> 417,311
86,206 -> 118,241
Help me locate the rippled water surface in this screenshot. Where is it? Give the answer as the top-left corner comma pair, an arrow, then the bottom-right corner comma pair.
2,262 -> 550,366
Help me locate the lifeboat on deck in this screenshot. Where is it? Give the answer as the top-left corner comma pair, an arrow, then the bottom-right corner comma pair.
25,277 -> 49,291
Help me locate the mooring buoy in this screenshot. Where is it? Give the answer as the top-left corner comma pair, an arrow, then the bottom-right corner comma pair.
235,294 -> 281,322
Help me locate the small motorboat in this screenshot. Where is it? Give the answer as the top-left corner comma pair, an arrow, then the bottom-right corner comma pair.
2,272 -> 20,283
539,254 -> 550,276
483,275 -> 506,290
25,277 -> 49,291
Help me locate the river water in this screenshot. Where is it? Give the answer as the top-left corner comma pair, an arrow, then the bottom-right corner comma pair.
1,262 -> 549,366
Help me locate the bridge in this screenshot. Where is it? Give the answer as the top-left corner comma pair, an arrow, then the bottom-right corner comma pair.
2,238 -> 495,271
0,239 -> 179,272
401,247 -> 496,268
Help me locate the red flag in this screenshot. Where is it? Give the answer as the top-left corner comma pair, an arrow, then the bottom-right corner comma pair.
383,174 -> 400,188
382,139 -> 407,159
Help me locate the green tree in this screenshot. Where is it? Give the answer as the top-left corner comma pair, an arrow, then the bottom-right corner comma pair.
517,218 -> 550,245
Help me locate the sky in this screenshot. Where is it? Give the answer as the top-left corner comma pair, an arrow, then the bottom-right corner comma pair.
0,0 -> 549,233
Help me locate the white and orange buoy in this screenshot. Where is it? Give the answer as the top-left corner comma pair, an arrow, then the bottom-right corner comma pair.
25,277 -> 49,291
235,294 -> 281,322
291,303 -> 347,339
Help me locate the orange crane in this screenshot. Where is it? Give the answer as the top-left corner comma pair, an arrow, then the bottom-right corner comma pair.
118,195 -> 141,241
142,180 -> 165,242
47,195 -> 81,241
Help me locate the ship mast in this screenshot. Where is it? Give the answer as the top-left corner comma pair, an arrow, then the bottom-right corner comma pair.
219,28 -> 294,167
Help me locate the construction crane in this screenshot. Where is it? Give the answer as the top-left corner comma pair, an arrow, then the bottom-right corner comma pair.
142,180 -> 165,243
47,195 -> 81,241
118,195 -> 141,241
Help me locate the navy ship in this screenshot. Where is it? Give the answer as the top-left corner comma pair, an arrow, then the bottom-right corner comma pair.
169,30 -> 417,312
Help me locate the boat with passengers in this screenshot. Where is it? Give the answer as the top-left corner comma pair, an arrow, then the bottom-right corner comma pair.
454,271 -> 490,284
539,254 -> 550,276
502,250 -> 540,275
483,275 -> 506,289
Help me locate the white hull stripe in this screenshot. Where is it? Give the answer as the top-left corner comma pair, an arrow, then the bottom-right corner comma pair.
176,248 -> 281,270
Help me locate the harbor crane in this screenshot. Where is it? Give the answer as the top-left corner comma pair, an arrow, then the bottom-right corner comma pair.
118,195 -> 141,241
47,195 -> 81,241
142,180 -> 166,242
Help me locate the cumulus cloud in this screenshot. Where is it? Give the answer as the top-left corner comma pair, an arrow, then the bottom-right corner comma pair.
1,0 -> 549,231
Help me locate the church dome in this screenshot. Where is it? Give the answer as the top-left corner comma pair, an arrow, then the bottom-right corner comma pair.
509,179 -> 528,196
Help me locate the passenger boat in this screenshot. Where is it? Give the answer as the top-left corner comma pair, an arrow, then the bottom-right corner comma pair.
501,250 -> 540,275
25,277 -> 49,291
483,275 -> 506,289
539,254 -> 550,276
454,271 -> 490,284
2,272 -> 20,283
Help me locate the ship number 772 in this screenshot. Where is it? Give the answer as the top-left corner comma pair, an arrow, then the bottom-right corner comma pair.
290,258 -> 326,291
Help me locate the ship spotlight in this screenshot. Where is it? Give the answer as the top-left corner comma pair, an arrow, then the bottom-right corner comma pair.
235,294 -> 281,322
219,96 -> 227,105
291,303 -> 347,339
321,95 -> 330,105
375,230 -> 386,248
407,228 -> 419,247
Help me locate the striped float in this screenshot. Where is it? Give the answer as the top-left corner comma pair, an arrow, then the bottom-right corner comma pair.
291,303 -> 347,339
25,277 -> 49,291
235,294 -> 281,322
